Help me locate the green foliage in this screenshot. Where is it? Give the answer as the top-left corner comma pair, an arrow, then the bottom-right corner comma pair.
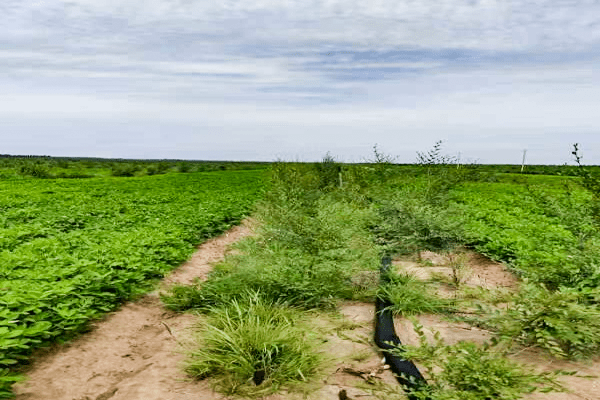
162,196 -> 379,310
375,193 -> 465,254
0,170 -> 264,397
415,140 -> 478,205
110,162 -> 142,177
17,161 -> 52,179
162,161 -> 380,312
177,162 -> 193,173
395,322 -> 563,400
185,291 -> 322,396
146,161 -> 172,176
314,153 -> 342,190
378,272 -> 454,316
487,284 -> 600,359
373,141 -> 473,257
416,140 -> 456,166
572,143 -> 600,207
0,156 -> 269,180
453,180 -> 600,289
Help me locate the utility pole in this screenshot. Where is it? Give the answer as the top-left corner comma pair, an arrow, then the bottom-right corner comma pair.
520,149 -> 527,173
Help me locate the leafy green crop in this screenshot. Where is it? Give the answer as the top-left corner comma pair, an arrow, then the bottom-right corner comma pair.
0,170 -> 264,398
452,179 -> 600,288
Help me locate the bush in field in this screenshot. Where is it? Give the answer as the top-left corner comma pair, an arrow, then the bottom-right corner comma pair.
18,161 -> 52,178
394,322 -> 562,400
416,140 -> 478,205
162,159 -> 380,311
487,284 -> 600,359
378,272 -> 454,315
177,162 -> 193,173
110,163 -> 141,177
374,194 -> 465,255
314,153 -> 341,190
185,291 -> 322,396
162,195 -> 379,311
572,143 -> 600,223
373,141 -> 471,256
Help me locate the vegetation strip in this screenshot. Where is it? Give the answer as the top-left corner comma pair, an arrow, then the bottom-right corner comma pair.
375,257 -> 427,399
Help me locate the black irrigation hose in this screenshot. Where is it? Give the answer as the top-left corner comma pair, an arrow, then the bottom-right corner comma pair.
375,256 -> 428,399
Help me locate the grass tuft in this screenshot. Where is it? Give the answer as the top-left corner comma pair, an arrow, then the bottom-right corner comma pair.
184,291 -> 323,397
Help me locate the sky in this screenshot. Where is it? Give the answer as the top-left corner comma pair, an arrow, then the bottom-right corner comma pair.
1,1 -> 599,164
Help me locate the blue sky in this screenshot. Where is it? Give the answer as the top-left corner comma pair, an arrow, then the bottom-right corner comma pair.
1,0 -> 599,164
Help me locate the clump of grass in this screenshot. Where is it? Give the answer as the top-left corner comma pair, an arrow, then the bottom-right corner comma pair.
459,286 -> 515,304
394,322 -> 564,400
379,272 -> 454,316
185,291 -> 323,397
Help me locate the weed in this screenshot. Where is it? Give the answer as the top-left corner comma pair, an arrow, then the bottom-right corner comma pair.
184,291 -> 322,397
393,321 -> 564,399
378,272 -> 454,316
487,284 -> 600,359
447,252 -> 471,289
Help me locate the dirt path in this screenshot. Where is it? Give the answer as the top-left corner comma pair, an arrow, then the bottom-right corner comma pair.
14,224 -> 252,400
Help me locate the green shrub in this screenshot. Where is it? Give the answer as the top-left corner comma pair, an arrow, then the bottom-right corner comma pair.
375,194 -> 465,254
488,284 -> 600,359
18,161 -> 52,178
110,163 -> 141,177
162,162 -> 380,311
177,162 -> 193,173
378,272 -> 454,316
395,322 -> 563,400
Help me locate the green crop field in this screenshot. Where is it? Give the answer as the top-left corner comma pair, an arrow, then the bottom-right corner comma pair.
0,170 -> 265,396
4,148 -> 600,399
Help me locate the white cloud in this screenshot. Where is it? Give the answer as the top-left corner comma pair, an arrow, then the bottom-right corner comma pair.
2,0 -> 599,162
4,0 -> 600,50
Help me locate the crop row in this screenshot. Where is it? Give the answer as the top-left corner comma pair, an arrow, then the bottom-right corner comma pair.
0,170 -> 265,397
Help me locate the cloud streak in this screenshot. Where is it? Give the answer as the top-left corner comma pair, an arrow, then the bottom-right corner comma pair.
2,0 -> 599,162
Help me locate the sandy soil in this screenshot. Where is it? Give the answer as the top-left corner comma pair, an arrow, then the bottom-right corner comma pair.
393,251 -> 600,400
14,224 -> 252,400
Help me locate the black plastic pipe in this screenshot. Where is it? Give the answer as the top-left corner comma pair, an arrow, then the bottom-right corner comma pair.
375,257 -> 428,399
